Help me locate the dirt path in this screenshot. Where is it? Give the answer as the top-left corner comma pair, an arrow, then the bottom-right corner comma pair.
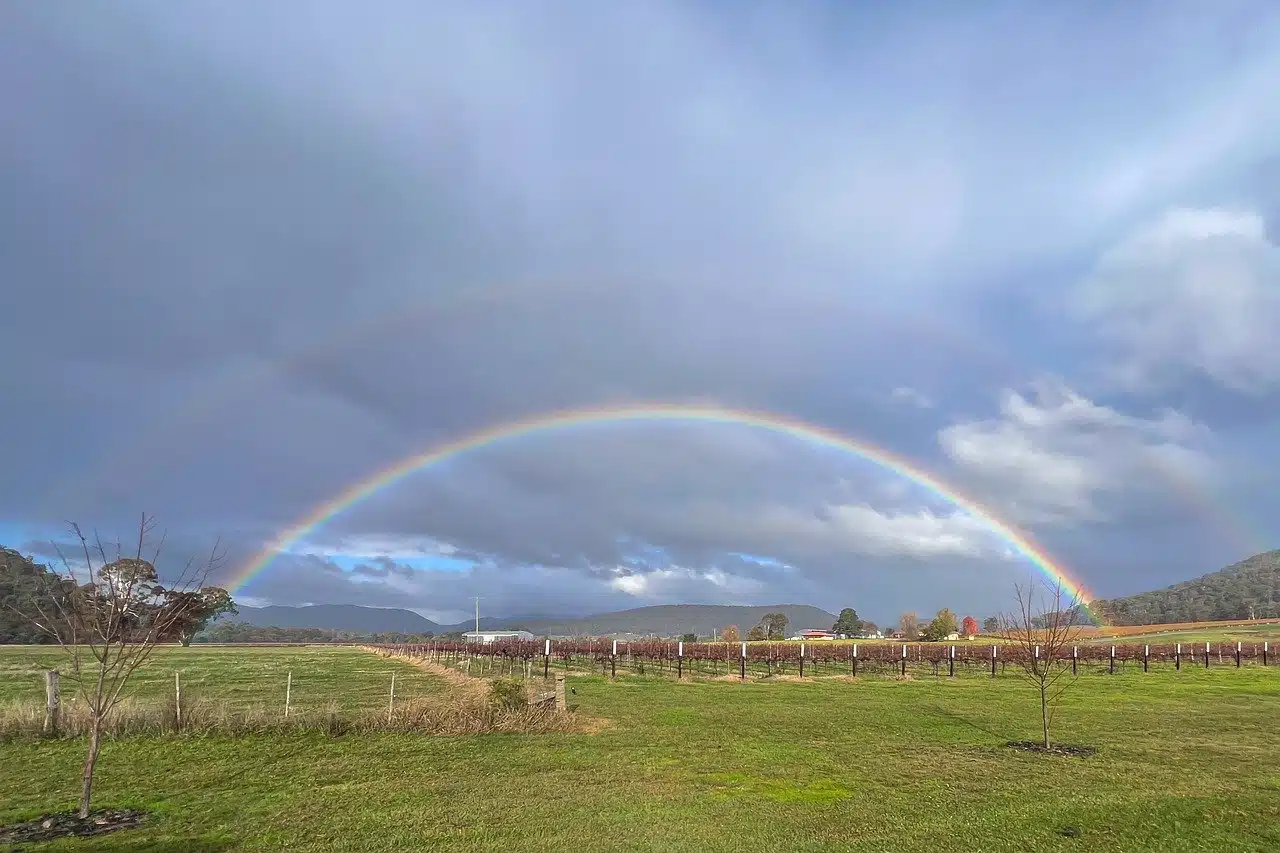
361,647 -> 612,734
363,648 -> 491,701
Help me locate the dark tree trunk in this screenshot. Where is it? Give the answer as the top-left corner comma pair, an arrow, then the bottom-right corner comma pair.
1040,686 -> 1050,749
80,718 -> 103,818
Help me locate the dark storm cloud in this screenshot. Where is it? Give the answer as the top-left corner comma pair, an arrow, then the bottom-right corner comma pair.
3,2 -> 1280,620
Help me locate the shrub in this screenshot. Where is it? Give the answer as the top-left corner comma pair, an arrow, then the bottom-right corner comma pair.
487,678 -> 528,711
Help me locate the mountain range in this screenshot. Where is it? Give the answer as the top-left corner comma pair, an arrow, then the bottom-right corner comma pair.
225,550 -> 1280,635
224,602 -> 840,638
7,543 -> 1278,641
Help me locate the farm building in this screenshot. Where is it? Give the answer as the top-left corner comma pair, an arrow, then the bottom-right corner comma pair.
799,629 -> 837,640
463,630 -> 535,644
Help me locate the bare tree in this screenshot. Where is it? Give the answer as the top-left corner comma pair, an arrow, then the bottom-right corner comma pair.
5,514 -> 222,818
999,578 -> 1083,749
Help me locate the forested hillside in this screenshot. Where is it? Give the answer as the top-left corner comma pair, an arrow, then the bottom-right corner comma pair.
0,546 -> 61,644
1091,550 -> 1279,625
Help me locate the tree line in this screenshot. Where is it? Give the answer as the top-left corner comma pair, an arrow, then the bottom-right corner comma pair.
895,609 -> 983,641
198,621 -> 456,644
1,545 -> 234,645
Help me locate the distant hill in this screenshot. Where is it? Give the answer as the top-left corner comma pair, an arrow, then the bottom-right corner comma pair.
222,602 -> 837,638
1091,550 -> 1279,625
488,604 -> 839,638
228,604 -> 438,633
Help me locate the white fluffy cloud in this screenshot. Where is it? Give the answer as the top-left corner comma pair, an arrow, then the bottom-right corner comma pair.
1068,207 -> 1280,393
682,501 -> 1004,561
290,533 -> 460,560
609,565 -> 766,602
939,381 -> 1215,526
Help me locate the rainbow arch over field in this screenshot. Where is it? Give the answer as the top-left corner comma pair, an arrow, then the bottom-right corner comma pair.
232,403 -> 1100,620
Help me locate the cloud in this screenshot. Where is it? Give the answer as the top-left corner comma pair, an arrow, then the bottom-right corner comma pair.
1067,207 -> 1280,394
890,387 -> 935,410
2,3 -> 1279,621
608,565 -> 769,603
939,381 -> 1216,526
681,502 -> 1003,562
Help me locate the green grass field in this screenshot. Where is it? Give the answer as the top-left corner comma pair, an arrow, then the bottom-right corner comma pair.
0,645 -> 444,713
2,645 -> 1278,852
1086,624 -> 1280,645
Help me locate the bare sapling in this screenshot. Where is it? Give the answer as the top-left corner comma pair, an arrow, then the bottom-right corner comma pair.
998,577 -> 1084,749
3,513 -> 223,818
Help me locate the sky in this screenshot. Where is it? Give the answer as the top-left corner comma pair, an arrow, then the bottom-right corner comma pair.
2,1 -> 1278,627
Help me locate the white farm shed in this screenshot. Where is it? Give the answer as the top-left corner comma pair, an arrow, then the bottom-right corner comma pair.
463,630 -> 535,644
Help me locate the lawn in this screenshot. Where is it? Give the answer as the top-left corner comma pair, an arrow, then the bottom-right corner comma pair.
1,646 -> 1278,852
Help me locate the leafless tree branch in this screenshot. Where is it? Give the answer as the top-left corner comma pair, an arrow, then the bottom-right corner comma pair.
998,576 -> 1084,748
4,513 -> 225,817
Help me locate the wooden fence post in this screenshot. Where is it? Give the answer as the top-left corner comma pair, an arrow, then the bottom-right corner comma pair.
677,642 -> 684,680
1235,642 -> 1241,668
555,674 -> 566,711
948,645 -> 955,678
388,672 -> 396,724
174,671 -> 182,730
1071,646 -> 1077,675
740,642 -> 746,681
1264,642 -> 1269,667
1204,642 -> 1210,668
1143,645 -> 1149,673
901,644 -> 907,677
1175,643 -> 1181,670
44,670 -> 60,737
799,643 -> 805,679
285,671 -> 292,718
851,644 -> 858,677
990,644 -> 997,677
544,639 -> 550,678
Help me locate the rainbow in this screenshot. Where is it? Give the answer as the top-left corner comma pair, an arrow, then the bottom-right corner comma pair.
232,403 -> 1100,619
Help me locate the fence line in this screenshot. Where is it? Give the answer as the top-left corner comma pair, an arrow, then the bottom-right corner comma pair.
375,639 -> 1271,681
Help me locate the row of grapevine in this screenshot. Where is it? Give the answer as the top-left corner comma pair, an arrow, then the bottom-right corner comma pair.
378,638 -> 1272,678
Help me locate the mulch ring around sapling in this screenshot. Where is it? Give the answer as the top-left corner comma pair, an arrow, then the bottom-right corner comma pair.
0,808 -> 148,845
1006,740 -> 1097,758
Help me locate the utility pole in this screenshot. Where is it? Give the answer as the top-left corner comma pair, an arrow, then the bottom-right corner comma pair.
472,597 -> 482,635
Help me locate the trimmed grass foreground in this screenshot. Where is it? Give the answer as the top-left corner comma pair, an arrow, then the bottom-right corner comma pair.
1,646 -> 1278,852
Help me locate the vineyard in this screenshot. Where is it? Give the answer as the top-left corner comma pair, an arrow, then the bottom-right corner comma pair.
380,637 -> 1273,680
1078,617 -> 1280,638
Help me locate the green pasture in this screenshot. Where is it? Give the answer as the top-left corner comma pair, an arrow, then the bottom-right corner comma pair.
1086,623 -> 1280,645
0,645 -> 441,713
2,644 -> 1278,852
